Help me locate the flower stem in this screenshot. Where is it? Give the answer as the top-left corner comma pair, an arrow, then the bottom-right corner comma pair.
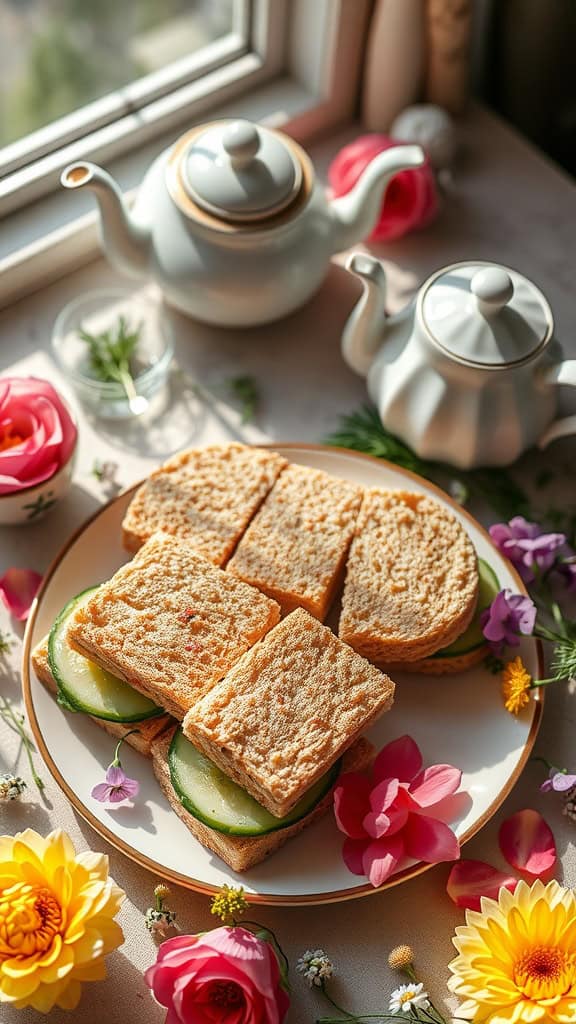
0,696 -> 44,791
112,729 -> 141,767
320,985 -> 357,1019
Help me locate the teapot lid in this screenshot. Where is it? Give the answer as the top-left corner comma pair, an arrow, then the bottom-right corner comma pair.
420,262 -> 552,367
180,119 -> 302,222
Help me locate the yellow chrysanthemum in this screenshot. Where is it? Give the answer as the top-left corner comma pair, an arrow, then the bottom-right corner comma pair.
0,828 -> 124,1013
502,656 -> 532,715
448,879 -> 576,1023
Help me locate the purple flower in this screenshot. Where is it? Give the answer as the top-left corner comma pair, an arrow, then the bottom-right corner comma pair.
541,770 -> 576,793
481,589 -> 537,653
92,764 -> 139,804
556,552 -> 576,591
489,517 -> 566,583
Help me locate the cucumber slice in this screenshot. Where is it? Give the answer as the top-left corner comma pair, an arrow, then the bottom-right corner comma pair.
169,728 -> 340,837
48,588 -> 164,722
431,559 -> 499,658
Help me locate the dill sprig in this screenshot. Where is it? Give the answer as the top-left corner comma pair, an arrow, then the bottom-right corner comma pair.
78,315 -> 143,407
227,375 -> 259,424
0,695 -> 45,792
325,404 -> 530,521
0,629 -> 13,655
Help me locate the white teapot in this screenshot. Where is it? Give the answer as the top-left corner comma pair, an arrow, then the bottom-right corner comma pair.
61,120 -> 423,327
342,256 -> 576,468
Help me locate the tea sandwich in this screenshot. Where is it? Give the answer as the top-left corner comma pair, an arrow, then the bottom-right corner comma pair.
122,443 -> 287,565
339,489 -> 479,663
31,638 -> 172,756
183,607 -> 395,819
153,726 -> 374,873
66,533 -> 280,720
227,463 -> 363,619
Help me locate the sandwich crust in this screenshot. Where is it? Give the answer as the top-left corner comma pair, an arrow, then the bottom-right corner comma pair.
339,489 -> 479,662
183,608 -> 394,819
122,443 -> 286,564
66,534 -> 280,720
152,728 -> 374,873
31,638 -> 172,755
226,463 -> 363,619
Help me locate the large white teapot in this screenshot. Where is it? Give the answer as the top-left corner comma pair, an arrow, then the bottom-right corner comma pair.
342,256 -> 576,468
61,120 -> 423,327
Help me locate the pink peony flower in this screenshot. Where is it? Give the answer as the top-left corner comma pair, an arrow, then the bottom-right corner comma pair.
0,377 -> 77,495
145,927 -> 290,1024
334,735 -> 461,888
328,134 -> 438,242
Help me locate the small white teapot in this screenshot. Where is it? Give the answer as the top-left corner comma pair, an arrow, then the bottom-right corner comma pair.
61,120 -> 423,328
342,256 -> 576,468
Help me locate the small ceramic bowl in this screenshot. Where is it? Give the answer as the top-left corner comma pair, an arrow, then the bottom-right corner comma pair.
52,288 -> 173,420
0,435 -> 78,526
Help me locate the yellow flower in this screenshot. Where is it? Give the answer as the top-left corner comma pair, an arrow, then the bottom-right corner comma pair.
502,656 -> 532,715
210,885 -> 249,925
0,828 -> 124,1013
448,879 -> 576,1023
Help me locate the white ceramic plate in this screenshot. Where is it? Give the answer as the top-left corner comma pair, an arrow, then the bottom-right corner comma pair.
23,445 -> 543,905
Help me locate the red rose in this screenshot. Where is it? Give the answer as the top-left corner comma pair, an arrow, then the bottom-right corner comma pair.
328,134 -> 438,242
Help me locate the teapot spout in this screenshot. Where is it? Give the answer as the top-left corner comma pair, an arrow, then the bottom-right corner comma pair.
341,253 -> 387,377
330,144 -> 425,253
61,162 -> 150,278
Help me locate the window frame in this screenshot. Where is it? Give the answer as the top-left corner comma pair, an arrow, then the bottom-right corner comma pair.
0,0 -> 372,308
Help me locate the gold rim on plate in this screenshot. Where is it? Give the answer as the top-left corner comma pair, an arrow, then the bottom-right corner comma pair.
21,444 -> 544,906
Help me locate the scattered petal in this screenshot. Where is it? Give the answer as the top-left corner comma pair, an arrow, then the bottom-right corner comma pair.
499,809 -> 557,877
0,568 -> 43,620
333,772 -> 373,838
403,814 -> 460,863
446,859 -> 518,910
409,764 -> 463,808
373,735 -> 422,784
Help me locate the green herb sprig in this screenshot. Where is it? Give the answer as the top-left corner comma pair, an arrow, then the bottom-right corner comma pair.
325,404 -> 530,521
0,695 -> 45,792
227,375 -> 259,424
79,316 -> 145,411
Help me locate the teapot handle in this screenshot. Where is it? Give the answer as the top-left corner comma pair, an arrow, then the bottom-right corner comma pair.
538,360 -> 576,449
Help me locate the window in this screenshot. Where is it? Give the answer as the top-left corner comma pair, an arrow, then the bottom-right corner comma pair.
0,0 -> 243,155
0,0 -> 372,305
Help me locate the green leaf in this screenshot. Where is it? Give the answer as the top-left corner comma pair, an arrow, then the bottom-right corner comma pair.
227,375 -> 259,424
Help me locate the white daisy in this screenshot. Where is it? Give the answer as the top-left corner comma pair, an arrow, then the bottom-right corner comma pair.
389,982 -> 430,1013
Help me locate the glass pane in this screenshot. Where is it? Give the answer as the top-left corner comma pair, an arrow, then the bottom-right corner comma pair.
0,0 -> 237,148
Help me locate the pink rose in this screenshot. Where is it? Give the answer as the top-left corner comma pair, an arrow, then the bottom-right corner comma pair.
145,926 -> 290,1024
328,134 -> 439,242
0,377 -> 77,495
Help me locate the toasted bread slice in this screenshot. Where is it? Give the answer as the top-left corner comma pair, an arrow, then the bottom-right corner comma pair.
66,534 -> 280,720
226,464 -> 363,620
385,644 -> 488,676
183,608 -> 394,819
339,490 -> 479,662
31,638 -> 172,755
122,443 -> 286,564
152,728 -> 373,873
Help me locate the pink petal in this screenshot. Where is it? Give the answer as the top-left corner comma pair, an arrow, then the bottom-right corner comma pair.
0,568 -> 43,620
333,772 -> 372,838
362,834 -> 405,887
499,809 -> 557,877
403,813 -> 460,863
446,859 -> 519,910
409,764 -> 463,808
91,783 -> 112,802
368,777 -> 400,813
342,838 -> 368,876
364,796 -> 410,839
106,765 -> 127,787
373,735 -> 423,784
